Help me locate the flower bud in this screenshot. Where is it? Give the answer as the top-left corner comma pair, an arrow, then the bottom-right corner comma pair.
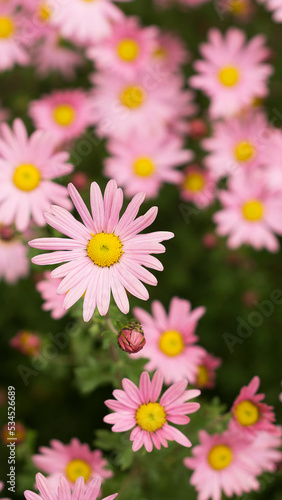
117,322 -> 145,354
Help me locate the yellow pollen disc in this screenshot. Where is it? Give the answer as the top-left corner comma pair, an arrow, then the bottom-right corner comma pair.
65,459 -> 92,483
38,2 -> 52,22
218,66 -> 240,87
234,141 -> 255,162
234,400 -> 260,426
19,332 -> 37,356
184,172 -> 205,192
196,365 -> 209,387
136,402 -> 166,432
133,157 -> 155,177
117,39 -> 139,62
53,104 -> 75,126
0,16 -> 14,38
242,200 -> 264,222
230,0 -> 245,13
87,233 -> 123,267
13,164 -> 41,192
208,445 -> 233,470
159,330 -> 185,357
120,86 -> 145,109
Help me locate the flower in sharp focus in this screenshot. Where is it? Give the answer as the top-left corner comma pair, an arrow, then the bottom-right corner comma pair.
32,439 -> 112,490
36,271 -> 67,320
0,119 -> 73,232
104,369 -> 200,452
132,297 -> 206,385
117,321 -> 146,354
29,180 -> 174,320
24,474 -> 117,500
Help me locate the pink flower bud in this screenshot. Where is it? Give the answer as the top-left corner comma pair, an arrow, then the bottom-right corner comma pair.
71,172 -> 89,191
117,322 -> 146,354
188,118 -> 207,140
0,225 -> 14,241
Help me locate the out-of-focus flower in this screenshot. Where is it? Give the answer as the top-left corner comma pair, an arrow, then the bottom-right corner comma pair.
202,232 -> 218,249
1,422 -> 26,445
231,376 -> 277,434
10,331 -> 41,356
104,370 -> 200,452
117,321 -> 146,354
241,427 -> 282,473
241,289 -> 259,307
184,429 -> 261,500
0,119 -> 73,231
133,297 -> 206,384
0,102 -> 10,123
32,439 -> 112,490
29,180 -> 174,320
0,480 -> 10,500
180,165 -> 215,208
0,226 -> 29,284
214,170 -> 282,251
0,3 -> 30,71
36,271 -> 67,320
71,172 -> 89,191
29,90 -> 95,146
190,28 -> 272,118
151,30 -> 190,72
104,132 -> 192,198
188,118 -> 207,140
258,0 -> 282,22
195,352 -> 222,389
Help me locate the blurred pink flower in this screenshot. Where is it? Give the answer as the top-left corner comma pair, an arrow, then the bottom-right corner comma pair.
0,4 -> 30,71
0,227 -> 29,284
29,180 -> 174,320
180,165 -> 215,208
0,480 -> 10,500
0,119 -> 73,231
133,297 -> 206,385
10,331 -> 41,356
195,352 -> 221,389
190,28 -> 272,118
259,0 -> 282,22
36,271 -> 67,320
104,370 -> 200,452
151,30 -> 190,72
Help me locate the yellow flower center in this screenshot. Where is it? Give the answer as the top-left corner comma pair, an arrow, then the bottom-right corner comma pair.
242,200 -> 264,222
53,104 -> 76,126
218,66 -> 240,87
13,164 -> 41,192
234,141 -> 255,162
184,172 -> 205,192
117,39 -> 139,62
230,0 -> 246,13
38,2 -> 52,22
196,365 -> 209,387
87,233 -> 123,267
120,86 -> 145,109
234,400 -> 260,426
136,402 -> 166,432
0,16 -> 14,38
153,47 -> 167,59
208,445 -> 233,470
65,459 -> 92,483
19,332 -> 37,356
133,157 -> 155,177
159,330 -> 184,357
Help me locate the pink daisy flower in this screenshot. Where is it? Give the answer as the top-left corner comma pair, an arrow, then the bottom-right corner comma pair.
0,4 -> 30,71
231,376 -> 277,435
32,439 -> 112,490
202,110 -> 271,180
36,271 -> 67,320
29,90 -> 94,146
29,180 -> 174,320
50,0 -> 131,45
0,481 -> 10,500
9,331 -> 41,357
151,30 -> 190,72
184,429 -> 261,500
104,132 -> 192,198
244,427 -> 282,473
180,165 -> 215,208
190,28 -> 272,118
260,128 -> 282,189
0,226 -> 29,284
0,102 -> 10,123
195,352 -> 222,389
87,17 -> 158,77
91,71 -> 190,139
259,0 -> 282,21
133,297 -> 206,385
24,474 -> 117,500
104,370 -> 200,452
213,170 -> 282,251
0,119 -> 73,232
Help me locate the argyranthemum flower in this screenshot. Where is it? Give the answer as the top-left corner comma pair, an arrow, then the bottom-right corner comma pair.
242,427 -> 282,473
36,271 -> 67,320
29,180 -> 174,320
0,119 -> 73,231
259,0 -> 282,22
0,3 -> 30,71
24,474 -> 117,500
231,376 -> 277,435
0,226 -> 29,284
190,28 -> 272,118
195,352 -> 222,389
202,110 -> 271,180
10,331 -> 41,356
104,370 -> 200,452
29,90 -> 95,146
180,165 -> 215,208
104,132 -> 192,198
133,298 -> 206,385
184,429 -> 260,500
213,170 -> 282,251
151,30 -> 190,73
32,439 -> 112,490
